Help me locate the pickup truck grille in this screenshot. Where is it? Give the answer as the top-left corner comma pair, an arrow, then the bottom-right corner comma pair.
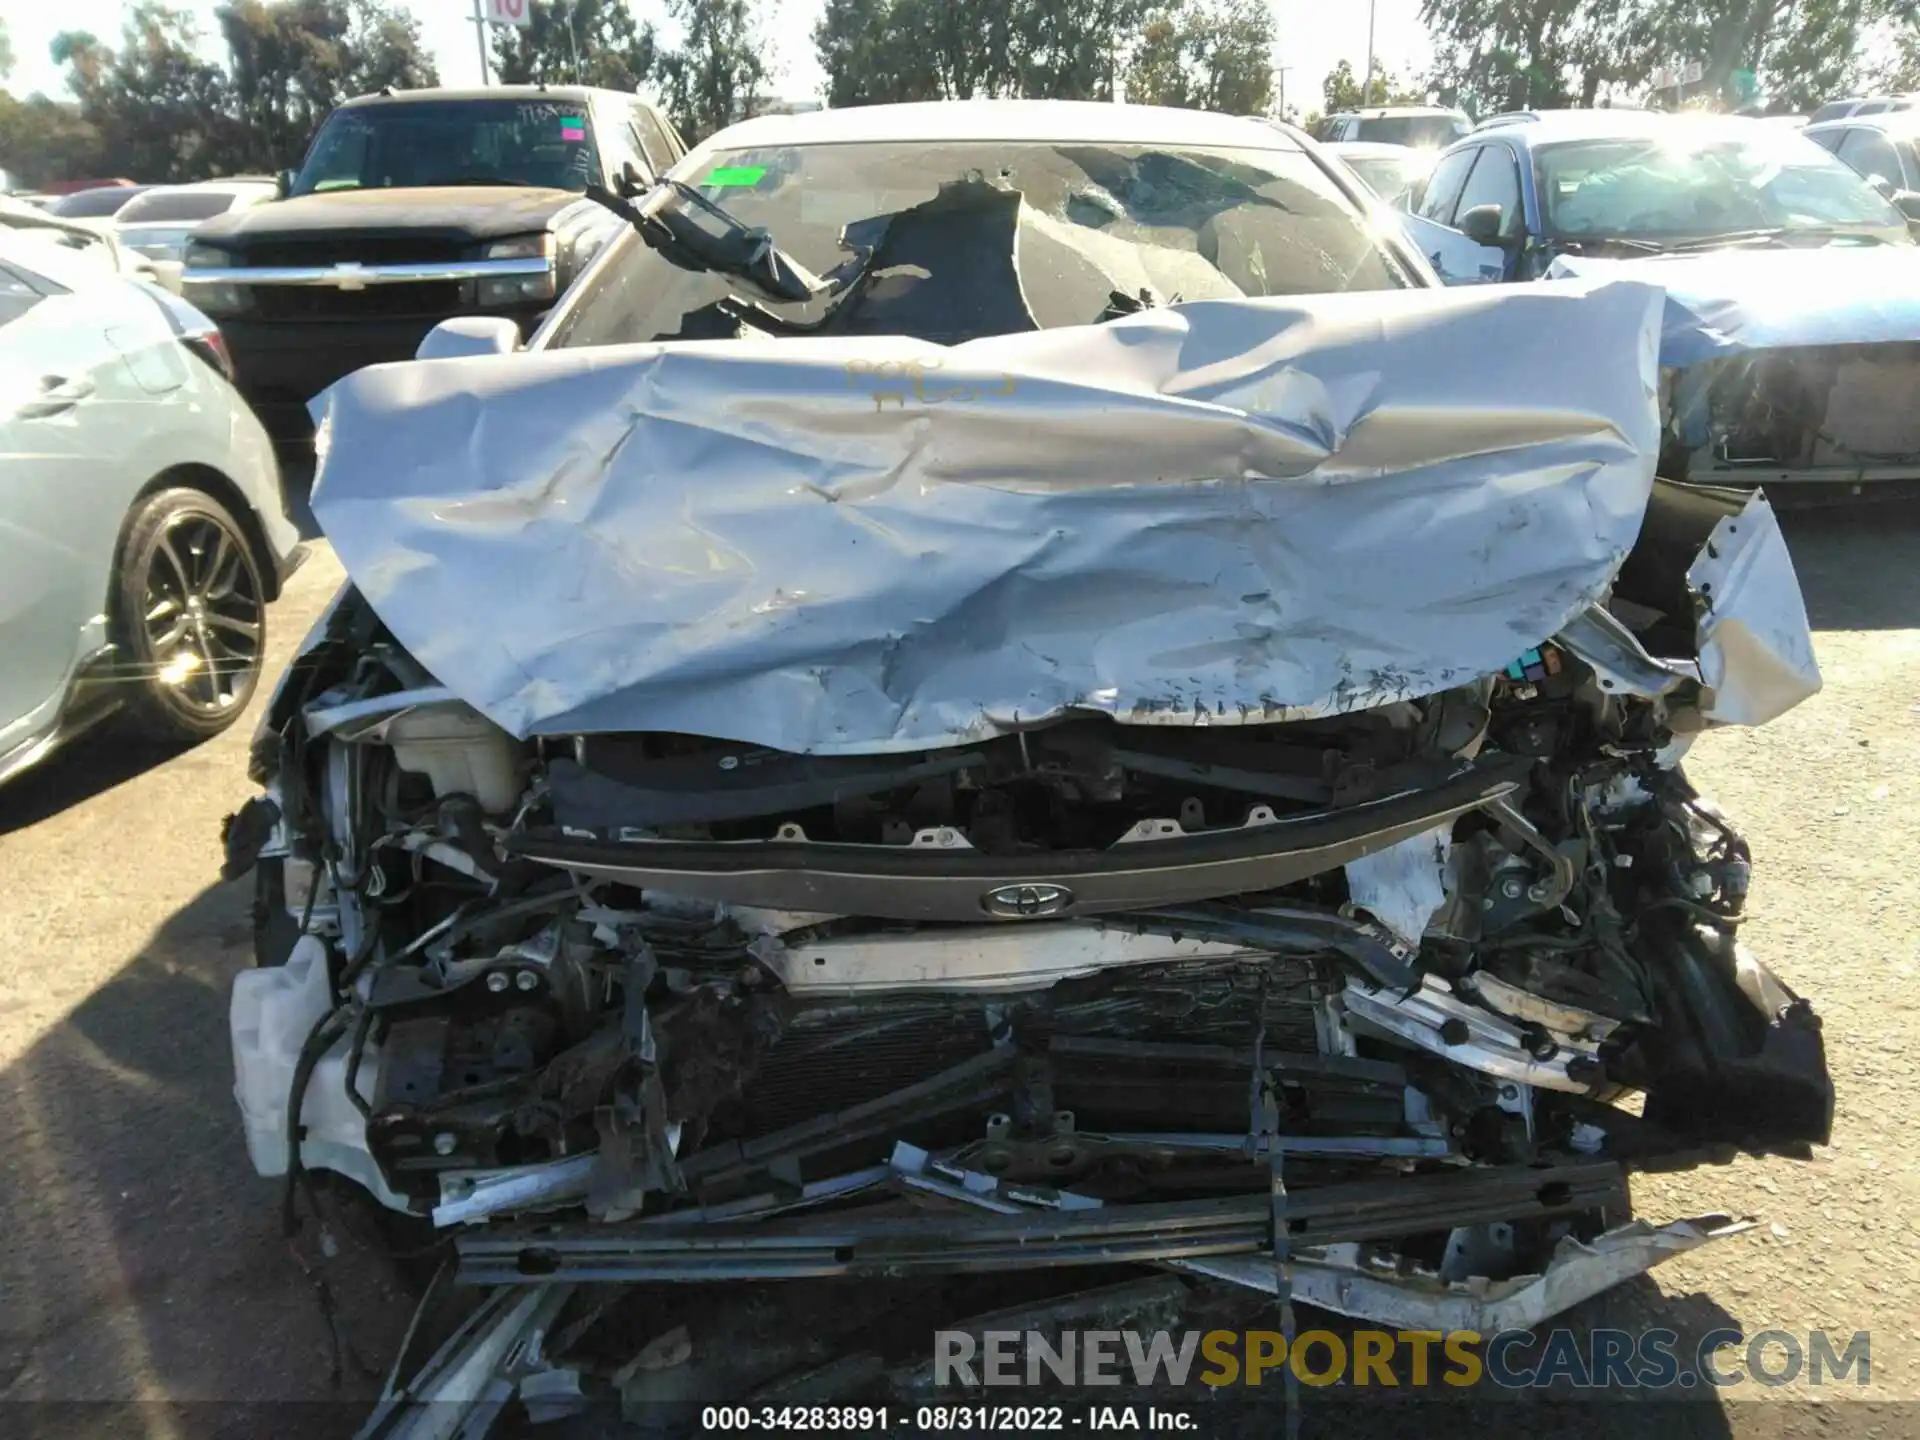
251,283 -> 465,320
239,237 -> 470,268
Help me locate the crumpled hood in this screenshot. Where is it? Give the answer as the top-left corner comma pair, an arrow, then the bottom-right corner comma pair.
1549,246 -> 1920,368
309,277 -> 1665,755
196,185 -> 581,247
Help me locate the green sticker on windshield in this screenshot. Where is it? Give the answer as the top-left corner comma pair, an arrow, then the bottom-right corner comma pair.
706,165 -> 767,188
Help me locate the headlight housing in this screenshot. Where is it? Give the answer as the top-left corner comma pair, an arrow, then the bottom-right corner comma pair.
183,240 -> 234,270
483,234 -> 555,262
180,242 -> 252,315
477,233 -> 558,306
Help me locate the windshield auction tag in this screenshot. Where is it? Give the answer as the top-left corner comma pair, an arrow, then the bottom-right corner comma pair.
706,165 -> 767,188
560,117 -> 587,141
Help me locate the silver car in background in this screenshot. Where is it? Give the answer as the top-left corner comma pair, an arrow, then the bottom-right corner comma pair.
114,180 -> 279,267
0,230 -> 305,783
1325,140 -> 1439,206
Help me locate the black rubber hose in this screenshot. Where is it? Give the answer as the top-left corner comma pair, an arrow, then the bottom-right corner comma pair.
281,1003 -> 351,1239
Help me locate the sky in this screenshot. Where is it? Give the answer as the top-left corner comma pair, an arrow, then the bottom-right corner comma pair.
7,0 -> 1434,117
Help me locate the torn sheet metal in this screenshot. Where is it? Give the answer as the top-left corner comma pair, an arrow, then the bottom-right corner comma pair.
1342,824 -> 1451,947
311,278 -> 1663,755
1549,247 -> 1920,369
1341,973 -> 1605,1092
1181,1215 -> 1751,1330
1551,487 -> 1819,727
754,922 -> 1262,996
1554,603 -> 1698,699
358,1283 -> 574,1440
1688,492 -> 1821,726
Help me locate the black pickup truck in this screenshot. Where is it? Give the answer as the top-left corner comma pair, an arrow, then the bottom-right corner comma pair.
181,86 -> 685,453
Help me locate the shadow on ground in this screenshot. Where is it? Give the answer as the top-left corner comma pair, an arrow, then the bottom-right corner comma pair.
0,875 -> 411,1429
1779,499 -> 1920,632
0,727 -> 191,839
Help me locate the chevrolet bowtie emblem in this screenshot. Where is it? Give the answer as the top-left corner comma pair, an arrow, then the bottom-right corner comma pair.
330,262 -> 369,292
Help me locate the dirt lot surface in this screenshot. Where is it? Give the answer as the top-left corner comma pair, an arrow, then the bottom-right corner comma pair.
2,509 -> 1919,1436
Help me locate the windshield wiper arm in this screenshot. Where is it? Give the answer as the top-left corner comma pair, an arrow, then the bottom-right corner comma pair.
1661,228 -> 1790,252
584,179 -> 824,305
1555,234 -> 1670,255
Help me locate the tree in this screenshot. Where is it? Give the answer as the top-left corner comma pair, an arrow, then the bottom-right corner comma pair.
54,5 -> 233,181
1648,0 -> 1890,110
1124,8 -> 1188,105
813,0 -> 945,105
494,0 -> 658,91
816,0 -> 1151,107
341,0 -> 438,94
1421,0 -> 1896,117
1420,0 -> 1655,114
1321,57 -> 1425,111
215,0 -> 437,173
0,20 -> 15,83
1008,0 -> 1151,100
0,92 -> 105,186
1123,0 -> 1274,113
659,0 -> 770,141
1869,12 -> 1920,92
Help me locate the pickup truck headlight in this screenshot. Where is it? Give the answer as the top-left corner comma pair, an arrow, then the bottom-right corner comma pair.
483,234 -> 555,262
478,233 -> 557,305
181,242 -> 252,316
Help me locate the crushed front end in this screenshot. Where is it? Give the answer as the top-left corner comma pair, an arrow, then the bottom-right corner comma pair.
221,276 -> 1831,1419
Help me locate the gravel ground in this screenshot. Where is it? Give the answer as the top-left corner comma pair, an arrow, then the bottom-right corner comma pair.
1,508 -> 1917,1435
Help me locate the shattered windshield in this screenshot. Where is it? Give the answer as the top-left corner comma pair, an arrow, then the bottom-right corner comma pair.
1538,129 -> 1908,241
290,99 -> 601,196
546,139 -> 1410,349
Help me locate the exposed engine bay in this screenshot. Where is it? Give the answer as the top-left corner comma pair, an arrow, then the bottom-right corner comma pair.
225,275 -> 1833,1424
223,490 -> 1829,1377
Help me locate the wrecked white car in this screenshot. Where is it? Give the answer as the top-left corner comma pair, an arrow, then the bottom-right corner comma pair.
220,103 -> 1830,1425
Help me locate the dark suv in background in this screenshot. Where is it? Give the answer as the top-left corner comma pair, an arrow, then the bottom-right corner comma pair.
181,86 -> 685,454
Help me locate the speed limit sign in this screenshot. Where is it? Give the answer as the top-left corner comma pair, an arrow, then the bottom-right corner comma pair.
487,0 -> 530,27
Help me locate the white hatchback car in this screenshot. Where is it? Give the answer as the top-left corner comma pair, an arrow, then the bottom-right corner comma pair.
0,229 -> 305,783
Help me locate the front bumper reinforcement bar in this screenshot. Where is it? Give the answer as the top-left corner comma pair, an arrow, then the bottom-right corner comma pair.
454,1159 -> 1627,1286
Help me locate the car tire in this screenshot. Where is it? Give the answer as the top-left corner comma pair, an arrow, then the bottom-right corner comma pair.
114,487 -> 268,743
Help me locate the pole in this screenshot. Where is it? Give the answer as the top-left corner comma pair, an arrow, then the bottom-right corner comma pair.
471,0 -> 491,86
1364,0 -> 1377,106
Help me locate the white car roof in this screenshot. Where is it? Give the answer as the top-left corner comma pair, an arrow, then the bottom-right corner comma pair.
695,101 -> 1301,154
115,181 -> 277,226
0,225 -> 129,289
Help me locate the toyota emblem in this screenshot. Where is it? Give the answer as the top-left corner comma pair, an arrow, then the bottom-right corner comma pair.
982,882 -> 1074,919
